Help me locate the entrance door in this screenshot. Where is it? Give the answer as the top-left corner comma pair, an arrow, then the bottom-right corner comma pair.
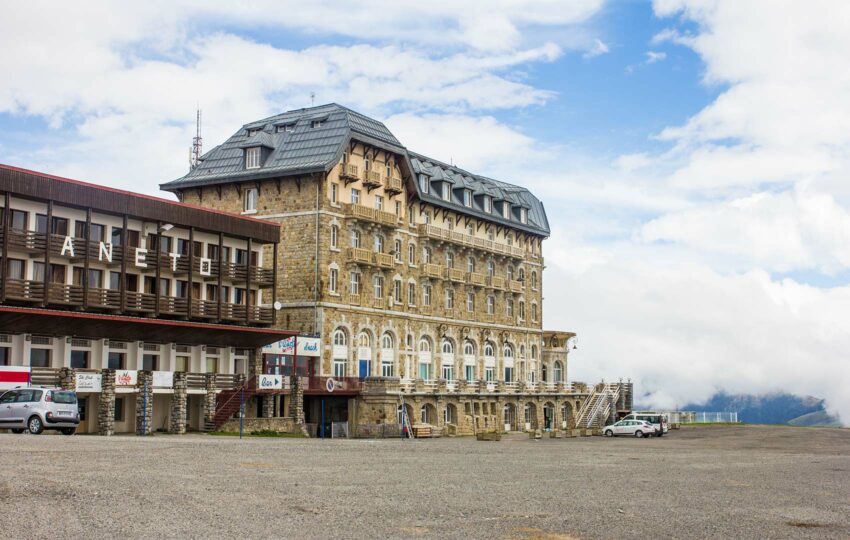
358,359 -> 370,379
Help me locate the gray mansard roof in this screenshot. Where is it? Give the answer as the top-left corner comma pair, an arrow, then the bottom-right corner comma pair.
161,103 -> 549,236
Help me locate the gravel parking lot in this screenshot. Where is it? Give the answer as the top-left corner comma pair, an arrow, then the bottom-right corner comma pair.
1,425 -> 848,539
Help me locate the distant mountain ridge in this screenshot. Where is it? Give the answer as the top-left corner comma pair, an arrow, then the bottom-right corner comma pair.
680,391 -> 841,426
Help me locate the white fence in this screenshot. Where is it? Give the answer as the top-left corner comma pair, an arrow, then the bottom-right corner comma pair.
666,411 -> 739,423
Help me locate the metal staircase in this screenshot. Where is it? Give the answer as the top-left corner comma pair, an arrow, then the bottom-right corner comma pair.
207,376 -> 257,432
575,382 -> 625,429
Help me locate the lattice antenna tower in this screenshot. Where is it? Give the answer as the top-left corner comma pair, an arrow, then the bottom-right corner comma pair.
189,108 -> 203,170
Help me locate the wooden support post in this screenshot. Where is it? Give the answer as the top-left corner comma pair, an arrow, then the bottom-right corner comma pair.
245,237 -> 253,324
0,192 -> 9,302
43,200 -> 52,307
187,226 -> 195,319
271,242 -> 278,327
82,208 -> 91,309
119,214 -> 128,313
154,222 -> 162,317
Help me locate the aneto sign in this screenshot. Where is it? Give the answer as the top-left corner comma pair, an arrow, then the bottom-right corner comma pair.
58,238 -> 214,276
115,370 -> 138,386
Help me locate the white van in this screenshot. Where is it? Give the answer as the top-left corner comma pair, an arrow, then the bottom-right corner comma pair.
623,412 -> 668,437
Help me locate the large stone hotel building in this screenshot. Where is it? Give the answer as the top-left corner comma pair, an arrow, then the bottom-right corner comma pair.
161,104 -> 631,436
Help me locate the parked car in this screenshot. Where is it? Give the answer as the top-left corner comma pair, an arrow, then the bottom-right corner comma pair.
0,388 -> 79,435
623,412 -> 669,437
604,419 -> 655,438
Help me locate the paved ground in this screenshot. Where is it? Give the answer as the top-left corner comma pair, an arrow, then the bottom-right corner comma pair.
0,425 -> 848,539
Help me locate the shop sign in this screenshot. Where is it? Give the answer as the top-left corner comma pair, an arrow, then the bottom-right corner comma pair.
115,370 -> 138,386
258,374 -> 282,390
75,372 -> 102,392
296,338 -> 320,357
152,371 -> 173,388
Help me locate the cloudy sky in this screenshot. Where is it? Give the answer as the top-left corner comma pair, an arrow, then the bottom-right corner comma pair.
2,1 -> 849,423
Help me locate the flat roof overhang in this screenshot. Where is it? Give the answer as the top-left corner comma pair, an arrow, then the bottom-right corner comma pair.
0,306 -> 295,349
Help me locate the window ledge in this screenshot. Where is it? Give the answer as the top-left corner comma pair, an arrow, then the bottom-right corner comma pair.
327,291 -> 340,297
241,209 -> 258,216
330,202 -> 341,208
330,247 -> 341,253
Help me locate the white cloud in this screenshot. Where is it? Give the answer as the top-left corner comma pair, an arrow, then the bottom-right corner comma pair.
645,51 -> 666,63
583,38 -> 610,58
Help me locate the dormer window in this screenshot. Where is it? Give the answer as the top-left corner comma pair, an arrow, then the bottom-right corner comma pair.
483,196 -> 492,213
245,147 -> 261,169
463,190 -> 472,207
502,202 -> 510,219
520,207 -> 528,224
247,128 -> 262,137
442,182 -> 451,201
419,174 -> 429,194
311,120 -> 324,128
276,123 -> 295,133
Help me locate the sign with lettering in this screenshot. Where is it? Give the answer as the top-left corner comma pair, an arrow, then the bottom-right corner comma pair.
75,372 -> 102,392
115,370 -> 138,386
258,374 -> 282,390
152,371 -> 173,388
55,235 -> 192,273
297,338 -> 320,357
263,336 -> 320,356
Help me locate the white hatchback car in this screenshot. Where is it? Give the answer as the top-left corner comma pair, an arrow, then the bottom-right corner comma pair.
603,419 -> 654,438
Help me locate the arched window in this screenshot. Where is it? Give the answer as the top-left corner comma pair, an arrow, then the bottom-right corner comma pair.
531,345 -> 538,360
419,338 -> 431,352
503,344 -> 514,359
374,234 -> 384,253
333,329 -> 347,346
531,271 -> 537,289
467,256 -> 475,273
554,361 -> 563,383
408,243 -> 416,265
519,344 -> 526,359
441,339 -> 454,355
463,340 -> 475,356
532,302 -> 538,322
406,333 -> 413,350
381,332 -> 395,376
357,332 -> 371,348
519,300 -> 525,320
487,260 -> 495,277
381,333 -> 394,349
507,265 -> 514,281
330,225 -> 339,249
484,342 -> 495,357
423,246 -> 432,264
518,267 -> 525,282
351,229 -> 361,248
446,251 -> 454,268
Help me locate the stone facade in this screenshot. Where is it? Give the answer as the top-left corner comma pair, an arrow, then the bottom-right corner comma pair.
169,372 -> 188,434
135,371 -> 153,436
98,369 -> 116,436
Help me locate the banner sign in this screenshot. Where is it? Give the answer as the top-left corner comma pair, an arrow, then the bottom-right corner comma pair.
263,336 -> 321,357
152,371 -> 174,388
0,366 -> 30,390
75,372 -> 102,392
115,370 -> 138,386
258,374 -> 282,390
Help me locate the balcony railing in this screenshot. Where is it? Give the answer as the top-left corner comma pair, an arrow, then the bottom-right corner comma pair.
346,247 -> 373,265
467,272 -> 486,286
342,203 -> 398,227
362,170 -> 382,188
374,253 -> 394,269
305,376 -> 364,394
487,276 -> 505,290
348,293 -> 362,306
444,268 -> 465,283
340,163 -> 359,183
422,263 -> 443,279
508,280 -> 523,293
417,224 -> 525,259
384,176 -> 403,193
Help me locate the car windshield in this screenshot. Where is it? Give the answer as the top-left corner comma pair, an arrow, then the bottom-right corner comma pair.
51,391 -> 77,404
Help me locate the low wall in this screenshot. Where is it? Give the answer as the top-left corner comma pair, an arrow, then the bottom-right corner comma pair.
218,417 -> 299,434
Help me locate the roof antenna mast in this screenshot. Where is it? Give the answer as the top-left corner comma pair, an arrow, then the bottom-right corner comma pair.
189,108 -> 203,171
310,91 -> 316,107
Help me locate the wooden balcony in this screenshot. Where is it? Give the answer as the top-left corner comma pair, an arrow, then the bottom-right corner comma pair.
374,252 -> 394,269
508,280 -> 523,293
467,272 -> 486,286
384,176 -> 403,194
488,276 -> 505,290
340,163 -> 359,184
348,293 -> 361,306
444,268 -> 465,283
372,297 -> 387,309
422,263 -> 443,279
6,229 -> 47,253
362,169 -> 382,189
346,247 -> 373,265
342,203 -> 398,228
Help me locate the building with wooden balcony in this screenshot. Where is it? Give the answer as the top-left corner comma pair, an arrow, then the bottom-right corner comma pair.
0,165 -> 294,435
162,103 -> 631,437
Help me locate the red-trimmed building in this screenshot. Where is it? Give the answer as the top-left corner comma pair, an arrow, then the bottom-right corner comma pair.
0,165 -> 294,434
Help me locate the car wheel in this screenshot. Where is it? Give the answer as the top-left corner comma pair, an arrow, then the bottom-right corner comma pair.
28,416 -> 44,435
604,430 -> 613,437
11,428 -> 25,434
635,430 -> 644,438
60,428 -> 76,436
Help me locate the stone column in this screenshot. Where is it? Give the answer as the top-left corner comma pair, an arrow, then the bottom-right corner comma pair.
169,371 -> 187,434
203,373 -> 217,431
288,374 -> 304,424
59,367 -> 76,390
135,371 -> 153,436
262,394 -> 274,418
98,369 -> 116,436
